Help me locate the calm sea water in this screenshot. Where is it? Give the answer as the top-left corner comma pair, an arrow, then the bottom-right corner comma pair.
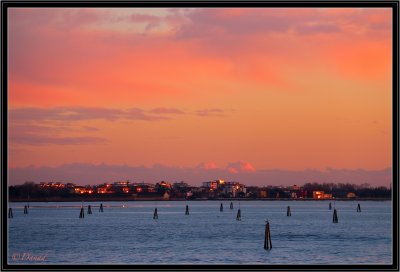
8,200 -> 392,265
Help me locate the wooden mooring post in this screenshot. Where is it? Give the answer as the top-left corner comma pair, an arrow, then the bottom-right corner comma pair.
23,205 -> 28,214
333,209 -> 338,223
185,205 -> 189,215
8,208 -> 13,219
220,203 -> 223,212
357,203 -> 361,212
88,205 -> 92,214
236,209 -> 241,221
79,207 -> 85,219
153,208 -> 158,219
287,206 -> 291,216
264,221 -> 272,250
99,203 -> 104,212
230,202 -> 233,209
329,202 -> 332,210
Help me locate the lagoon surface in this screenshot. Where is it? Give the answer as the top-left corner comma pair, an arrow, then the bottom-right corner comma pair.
8,200 -> 392,265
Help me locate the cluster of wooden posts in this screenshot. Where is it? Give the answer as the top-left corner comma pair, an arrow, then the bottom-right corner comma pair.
79,204 -> 103,218
79,204 -> 97,218
8,201 -> 363,250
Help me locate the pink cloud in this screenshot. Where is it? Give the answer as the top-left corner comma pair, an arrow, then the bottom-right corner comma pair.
204,162 -> 218,170
241,162 -> 257,172
227,161 -> 257,173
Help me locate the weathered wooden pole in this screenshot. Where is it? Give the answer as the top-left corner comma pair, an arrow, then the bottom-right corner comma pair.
357,203 -> 361,212
220,203 -> 223,212
8,208 -> 13,218
333,209 -> 338,223
185,205 -> 189,215
287,206 -> 291,217
264,221 -> 272,250
99,203 -> 104,212
23,205 -> 28,214
88,205 -> 92,214
329,202 -> 332,210
79,207 -> 85,219
153,208 -> 158,219
236,209 -> 241,221
230,202 -> 233,209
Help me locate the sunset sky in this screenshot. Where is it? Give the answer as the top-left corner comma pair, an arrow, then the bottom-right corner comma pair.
8,7 -> 393,186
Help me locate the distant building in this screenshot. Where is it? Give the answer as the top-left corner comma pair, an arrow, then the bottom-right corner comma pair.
97,187 -> 108,194
129,182 -> 156,194
313,191 -> 332,199
97,183 -> 114,194
313,191 -> 324,199
259,190 -> 268,198
202,180 -> 219,190
202,179 -> 224,190
201,179 -> 246,198
221,182 -> 246,198
74,186 -> 85,194
347,192 -> 357,198
323,193 -> 333,199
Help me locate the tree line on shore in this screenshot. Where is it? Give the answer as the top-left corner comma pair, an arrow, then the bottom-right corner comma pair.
301,182 -> 391,198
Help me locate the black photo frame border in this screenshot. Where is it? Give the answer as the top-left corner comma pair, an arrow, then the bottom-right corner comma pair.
1,1 -> 398,271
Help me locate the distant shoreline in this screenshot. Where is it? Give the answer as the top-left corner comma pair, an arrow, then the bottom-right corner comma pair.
9,197 -> 392,202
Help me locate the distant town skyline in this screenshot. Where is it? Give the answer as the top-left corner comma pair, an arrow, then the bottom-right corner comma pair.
9,163 -> 391,187
8,8 -> 392,187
